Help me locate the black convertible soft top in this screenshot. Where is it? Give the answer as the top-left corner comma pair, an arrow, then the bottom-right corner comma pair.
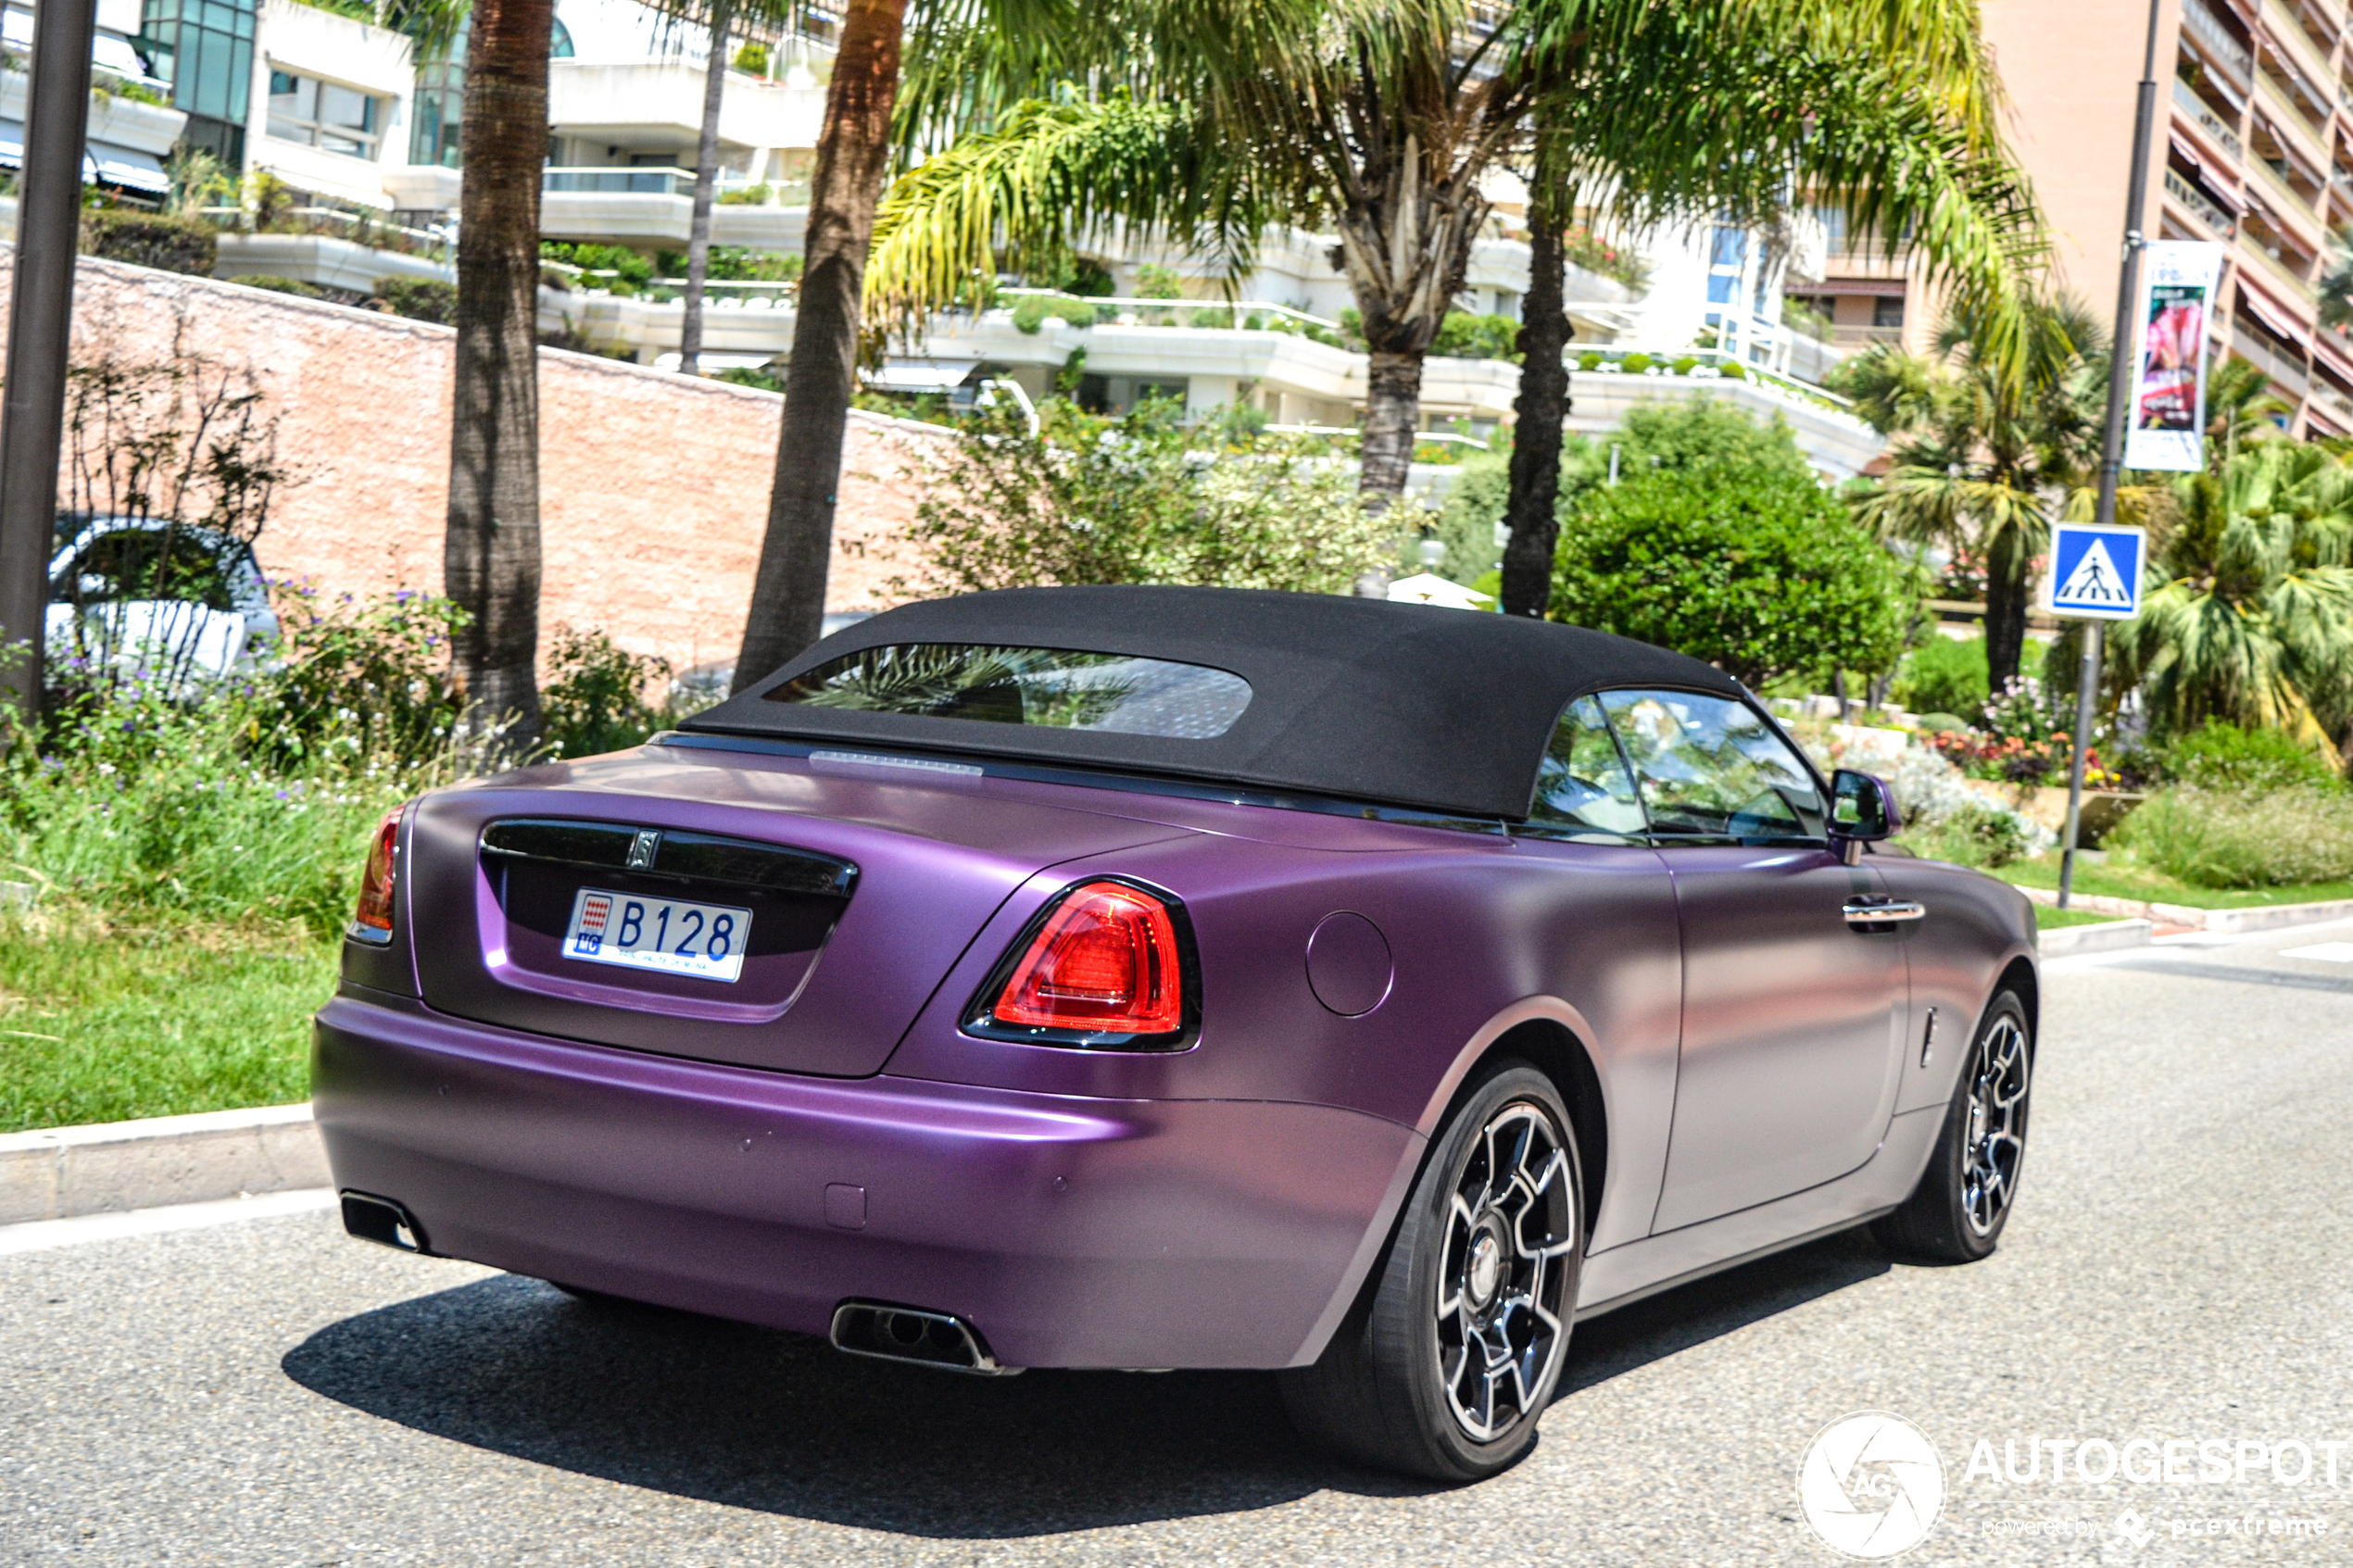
682,585 -> 1746,820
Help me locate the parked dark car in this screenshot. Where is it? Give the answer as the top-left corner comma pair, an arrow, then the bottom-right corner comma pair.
315,586 -> 2038,1481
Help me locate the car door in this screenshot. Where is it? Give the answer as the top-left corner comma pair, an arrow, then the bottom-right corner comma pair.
1513,694 -> 1685,1254
1595,689 -> 1909,1236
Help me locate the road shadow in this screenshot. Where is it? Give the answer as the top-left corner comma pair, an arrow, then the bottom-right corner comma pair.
1564,1226 -> 1892,1396
282,1273 -> 1425,1537
282,1228 -> 1890,1537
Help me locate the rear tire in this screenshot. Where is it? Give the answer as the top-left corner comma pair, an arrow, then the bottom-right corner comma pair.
1280,1062 -> 1582,1482
1872,991 -> 2032,1262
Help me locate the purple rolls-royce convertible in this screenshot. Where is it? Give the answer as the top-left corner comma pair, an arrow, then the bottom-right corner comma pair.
314,585 -> 2038,1481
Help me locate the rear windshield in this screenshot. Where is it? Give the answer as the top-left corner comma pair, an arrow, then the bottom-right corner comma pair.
767,644 -> 1252,739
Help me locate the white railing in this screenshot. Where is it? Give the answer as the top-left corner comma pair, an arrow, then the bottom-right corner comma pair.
1264,423 -> 1491,449
2183,0 -> 2255,83
199,205 -> 452,258
2174,76 -> 2246,159
2163,168 -> 2234,233
542,167 -> 806,205
994,287 -> 1347,334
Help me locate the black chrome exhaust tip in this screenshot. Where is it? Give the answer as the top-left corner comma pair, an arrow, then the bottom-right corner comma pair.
829,1300 -> 1022,1375
339,1190 -> 429,1254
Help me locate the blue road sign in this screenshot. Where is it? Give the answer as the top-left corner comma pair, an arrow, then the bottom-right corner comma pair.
2047,522 -> 2146,620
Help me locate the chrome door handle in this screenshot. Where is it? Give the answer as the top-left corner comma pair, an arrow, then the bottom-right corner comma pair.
1844,899 -> 1926,925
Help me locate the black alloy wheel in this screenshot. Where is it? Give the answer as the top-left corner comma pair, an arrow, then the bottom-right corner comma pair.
1280,1061 -> 1583,1482
1874,990 -> 2032,1262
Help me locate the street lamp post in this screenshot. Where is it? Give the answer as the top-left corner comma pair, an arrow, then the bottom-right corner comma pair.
0,0 -> 100,732
2058,0 -> 2164,912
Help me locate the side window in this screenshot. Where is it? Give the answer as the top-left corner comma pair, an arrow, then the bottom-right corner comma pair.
1528,695 -> 1647,841
1599,689 -> 1826,845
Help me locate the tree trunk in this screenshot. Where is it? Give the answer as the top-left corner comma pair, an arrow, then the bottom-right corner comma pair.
730,0 -> 905,692
1501,202 -> 1569,619
677,0 -> 734,378
1359,352 -> 1424,507
446,0 -> 553,756
1984,549 -> 2032,693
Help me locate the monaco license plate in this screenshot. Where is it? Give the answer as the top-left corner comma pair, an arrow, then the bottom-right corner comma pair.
562,887 -> 751,984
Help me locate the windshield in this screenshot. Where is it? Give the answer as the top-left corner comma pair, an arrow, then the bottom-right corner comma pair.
767,644 -> 1253,740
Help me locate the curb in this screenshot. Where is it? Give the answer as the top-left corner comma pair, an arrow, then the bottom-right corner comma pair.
0,1103 -> 325,1226
2019,887 -> 2353,933
2038,918 -> 2156,957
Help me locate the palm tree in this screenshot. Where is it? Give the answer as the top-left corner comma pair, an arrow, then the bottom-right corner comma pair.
676,0 -> 739,379
1839,295 -> 2107,690
2114,442 -> 2353,754
732,0 -> 909,691
860,2 -> 2040,519
441,0 -> 556,753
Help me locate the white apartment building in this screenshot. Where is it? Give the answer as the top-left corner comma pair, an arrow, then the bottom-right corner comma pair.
98,0 -> 1879,475
1,0 -> 186,197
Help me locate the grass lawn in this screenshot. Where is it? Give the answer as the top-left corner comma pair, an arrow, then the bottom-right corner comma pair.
1993,855 -> 2353,911
0,921 -> 333,1133
2033,904 -> 2138,929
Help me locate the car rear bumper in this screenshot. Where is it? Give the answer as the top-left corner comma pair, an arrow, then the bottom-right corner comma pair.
312,991 -> 1423,1369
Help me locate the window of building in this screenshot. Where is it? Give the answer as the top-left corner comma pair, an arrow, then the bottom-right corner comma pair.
139,0 -> 255,129
409,52 -> 463,168
267,69 -> 382,157
1873,295 -> 1906,329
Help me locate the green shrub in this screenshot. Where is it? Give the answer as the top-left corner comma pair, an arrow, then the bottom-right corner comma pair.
1550,465 -> 1907,687
1893,634 -> 1990,718
894,399 -> 1395,596
1430,311 -> 1522,362
372,277 -> 457,324
1670,356 -> 1701,376
1916,712 -> 1971,733
1618,352 -> 1654,374
2113,786 -> 2353,887
1718,360 -> 1747,380
226,274 -> 323,298
2158,721 -> 2342,793
1578,352 -> 1603,370
1901,803 -> 2030,869
80,210 -> 217,275
541,628 -> 674,759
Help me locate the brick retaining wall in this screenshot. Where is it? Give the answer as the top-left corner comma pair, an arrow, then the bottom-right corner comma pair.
1,250 -> 943,675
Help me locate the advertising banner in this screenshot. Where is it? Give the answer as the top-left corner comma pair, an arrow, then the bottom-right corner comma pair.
2122,241 -> 2227,471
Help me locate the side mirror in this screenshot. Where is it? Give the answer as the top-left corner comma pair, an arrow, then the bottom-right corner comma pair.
1830,769 -> 1901,864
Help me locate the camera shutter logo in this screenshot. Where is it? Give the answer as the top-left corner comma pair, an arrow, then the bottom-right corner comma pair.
1798,1411 -> 1946,1559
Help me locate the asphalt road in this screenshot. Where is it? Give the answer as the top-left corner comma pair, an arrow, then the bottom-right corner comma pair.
6,924 -> 2351,1566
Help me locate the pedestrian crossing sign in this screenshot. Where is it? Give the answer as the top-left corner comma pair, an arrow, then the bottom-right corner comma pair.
2046,523 -> 2145,620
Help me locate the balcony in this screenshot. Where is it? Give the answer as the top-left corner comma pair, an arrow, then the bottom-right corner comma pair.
2232,320 -> 2312,400
2262,12 -> 2340,114
2183,0 -> 2256,88
2174,77 -> 2246,159
2164,167 -> 2236,233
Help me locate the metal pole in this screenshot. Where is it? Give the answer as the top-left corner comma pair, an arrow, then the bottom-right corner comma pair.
0,0 -> 98,732
2059,0 -> 2161,911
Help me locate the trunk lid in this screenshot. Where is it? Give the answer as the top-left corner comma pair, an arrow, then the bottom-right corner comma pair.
408,746 -> 1192,1075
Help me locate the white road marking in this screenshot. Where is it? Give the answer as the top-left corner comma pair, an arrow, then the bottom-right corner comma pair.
2280,941 -> 2353,962
0,1188 -> 337,1256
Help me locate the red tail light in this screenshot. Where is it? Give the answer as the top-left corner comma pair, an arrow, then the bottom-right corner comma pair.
350,807 -> 404,939
987,880 -> 1187,1036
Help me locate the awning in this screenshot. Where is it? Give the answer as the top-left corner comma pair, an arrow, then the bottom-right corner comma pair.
85,141 -> 168,195
2237,282 -> 2312,348
862,358 -> 981,393
2309,328 -> 2353,388
0,120 -> 172,194
1815,277 -> 1910,297
2169,130 -> 2205,176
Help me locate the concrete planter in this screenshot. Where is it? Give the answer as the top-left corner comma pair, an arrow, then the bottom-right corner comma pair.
1957,780 -> 2146,845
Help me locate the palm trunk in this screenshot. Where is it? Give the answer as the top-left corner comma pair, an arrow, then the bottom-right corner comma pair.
446,0 -> 553,755
1358,352 -> 1424,504
731,0 -> 904,692
677,0 -> 733,378
1984,547 -> 2032,692
1501,201 -> 1569,618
